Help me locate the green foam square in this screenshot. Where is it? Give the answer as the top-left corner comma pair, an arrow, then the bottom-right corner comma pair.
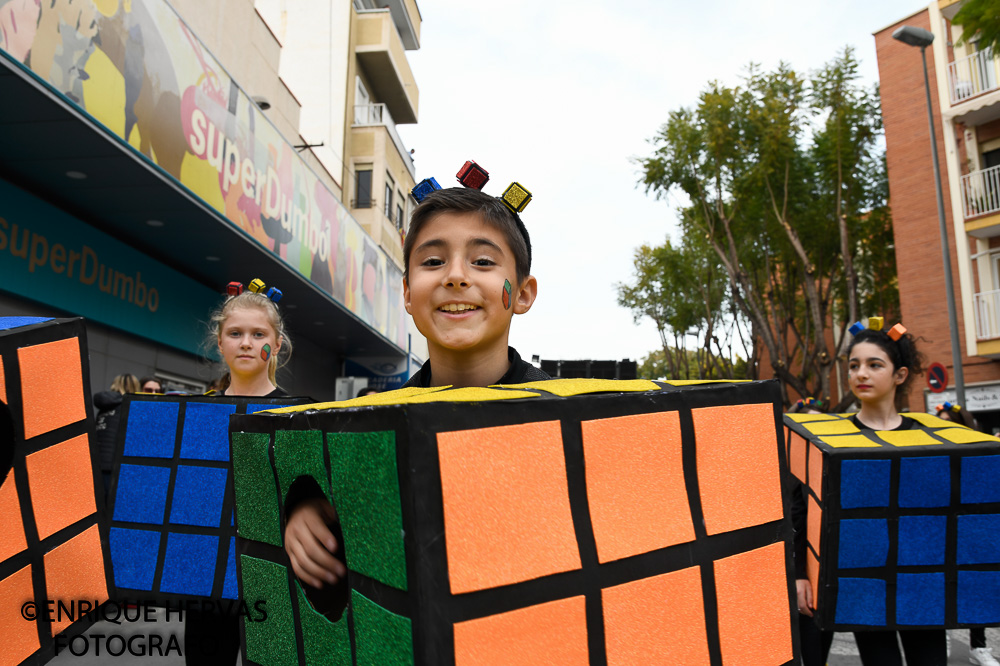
295,582 -> 351,665
351,590 -> 413,666
241,555 -> 298,666
328,431 -> 407,590
232,432 -> 282,545
275,430 -> 331,504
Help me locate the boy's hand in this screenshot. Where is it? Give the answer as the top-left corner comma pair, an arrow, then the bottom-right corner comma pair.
796,578 -> 814,617
285,498 -> 347,588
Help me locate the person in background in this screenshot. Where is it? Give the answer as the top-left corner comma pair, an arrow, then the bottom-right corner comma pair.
139,376 -> 162,393
356,386 -> 379,397
936,402 -> 1000,666
93,374 -> 140,497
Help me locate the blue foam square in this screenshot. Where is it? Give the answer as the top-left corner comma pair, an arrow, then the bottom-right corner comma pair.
0,317 -> 52,331
222,537 -> 238,600
958,571 -> 1000,623
841,459 -> 891,508
898,515 -> 947,566
958,514 -> 1000,564
112,464 -> 171,524
962,456 -> 1000,504
158,532 -> 219,596
899,456 -> 951,508
123,401 -> 179,458
896,573 -> 945,625
835,578 -> 886,625
109,528 -> 160,591
838,519 -> 889,569
179,402 -> 237,461
169,465 -> 228,527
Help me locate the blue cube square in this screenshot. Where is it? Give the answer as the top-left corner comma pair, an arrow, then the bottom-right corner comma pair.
123,401 -> 179,458
898,515 -> 947,566
109,528 -> 161,591
113,464 -> 171,525
836,578 -> 886,625
896,573 -> 944,625
962,456 -> 1000,504
838,519 -> 889,569
957,514 -> 1000,564
159,532 -> 219,596
169,465 -> 228,527
840,459 -> 891,508
179,402 -> 237,461
899,456 -> 951,508
958,571 -> 1000,624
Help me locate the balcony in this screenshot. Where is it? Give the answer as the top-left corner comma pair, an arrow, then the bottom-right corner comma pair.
355,9 -> 419,124
975,289 -> 1000,340
948,47 -> 1000,105
353,103 -> 415,177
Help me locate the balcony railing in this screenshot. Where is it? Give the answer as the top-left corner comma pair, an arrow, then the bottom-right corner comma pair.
961,164 -> 1000,219
948,47 -> 1000,104
352,102 -> 415,177
975,289 -> 1000,340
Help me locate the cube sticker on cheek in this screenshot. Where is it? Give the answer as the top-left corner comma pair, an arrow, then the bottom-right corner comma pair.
229,377 -> 799,665
502,279 -> 512,310
261,344 -> 271,362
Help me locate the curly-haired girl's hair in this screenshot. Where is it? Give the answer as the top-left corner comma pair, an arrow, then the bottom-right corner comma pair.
206,292 -> 292,388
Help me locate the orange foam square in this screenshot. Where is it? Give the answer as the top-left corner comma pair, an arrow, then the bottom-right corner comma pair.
0,564 -> 39,663
603,566 -> 710,665
714,541 -> 794,665
453,596 -> 588,665
807,495 -> 822,556
26,435 -> 97,539
437,421 -> 581,594
43,524 -> 108,635
788,430 -> 807,484
18,337 -> 86,439
693,403 -> 784,535
808,443 -> 824,500
0,473 -> 28,563
580,411 -> 694,562
807,549 -> 820,609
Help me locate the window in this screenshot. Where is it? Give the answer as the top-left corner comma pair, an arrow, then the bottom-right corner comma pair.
396,201 -> 404,231
355,169 -> 372,208
984,148 -> 1000,170
385,175 -> 394,217
354,77 -> 371,124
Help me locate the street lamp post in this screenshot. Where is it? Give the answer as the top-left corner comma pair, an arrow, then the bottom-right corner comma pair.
892,25 -> 966,407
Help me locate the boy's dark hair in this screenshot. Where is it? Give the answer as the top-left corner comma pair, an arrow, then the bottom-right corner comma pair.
847,328 -> 925,393
403,187 -> 531,284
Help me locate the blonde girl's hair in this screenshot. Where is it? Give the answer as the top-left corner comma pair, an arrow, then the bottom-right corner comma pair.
207,292 -> 293,388
110,374 -> 140,394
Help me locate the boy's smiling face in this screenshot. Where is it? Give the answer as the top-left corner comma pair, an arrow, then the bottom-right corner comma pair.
404,211 -> 536,356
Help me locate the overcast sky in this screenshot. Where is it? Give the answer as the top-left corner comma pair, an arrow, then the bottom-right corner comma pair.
397,0 -> 925,364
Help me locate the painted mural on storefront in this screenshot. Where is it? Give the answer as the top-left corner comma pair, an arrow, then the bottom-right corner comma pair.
0,0 -> 407,350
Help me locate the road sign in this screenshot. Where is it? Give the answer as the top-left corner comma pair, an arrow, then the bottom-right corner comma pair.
928,362 -> 948,393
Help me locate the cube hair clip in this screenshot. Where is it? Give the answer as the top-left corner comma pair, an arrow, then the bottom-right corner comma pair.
935,401 -> 962,413
226,279 -> 283,303
410,159 -> 533,215
795,397 -> 823,410
848,317 -> 906,341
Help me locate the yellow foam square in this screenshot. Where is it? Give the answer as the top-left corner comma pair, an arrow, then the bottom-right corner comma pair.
904,413 -> 955,428
936,427 -> 1000,444
819,434 -> 883,448
786,413 -> 841,423
661,379 -> 748,385
802,420 -> 861,436
877,429 -> 942,447
265,386 -> 540,413
497,378 -> 660,396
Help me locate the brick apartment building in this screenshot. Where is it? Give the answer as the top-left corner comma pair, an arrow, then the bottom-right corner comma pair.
875,0 -> 1000,431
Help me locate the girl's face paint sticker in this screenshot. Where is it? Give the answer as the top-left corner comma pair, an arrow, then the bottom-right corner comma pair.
502,279 -> 512,310
261,344 -> 272,362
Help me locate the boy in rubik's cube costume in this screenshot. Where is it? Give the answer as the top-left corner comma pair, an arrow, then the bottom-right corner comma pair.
236,162 -> 800,664
784,319 -> 1000,631
231,378 -> 800,665
0,317 -> 111,666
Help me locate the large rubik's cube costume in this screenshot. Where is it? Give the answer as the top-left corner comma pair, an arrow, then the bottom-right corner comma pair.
106,393 -> 308,603
784,411 -> 1000,630
230,378 -> 800,665
0,318 -> 111,666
